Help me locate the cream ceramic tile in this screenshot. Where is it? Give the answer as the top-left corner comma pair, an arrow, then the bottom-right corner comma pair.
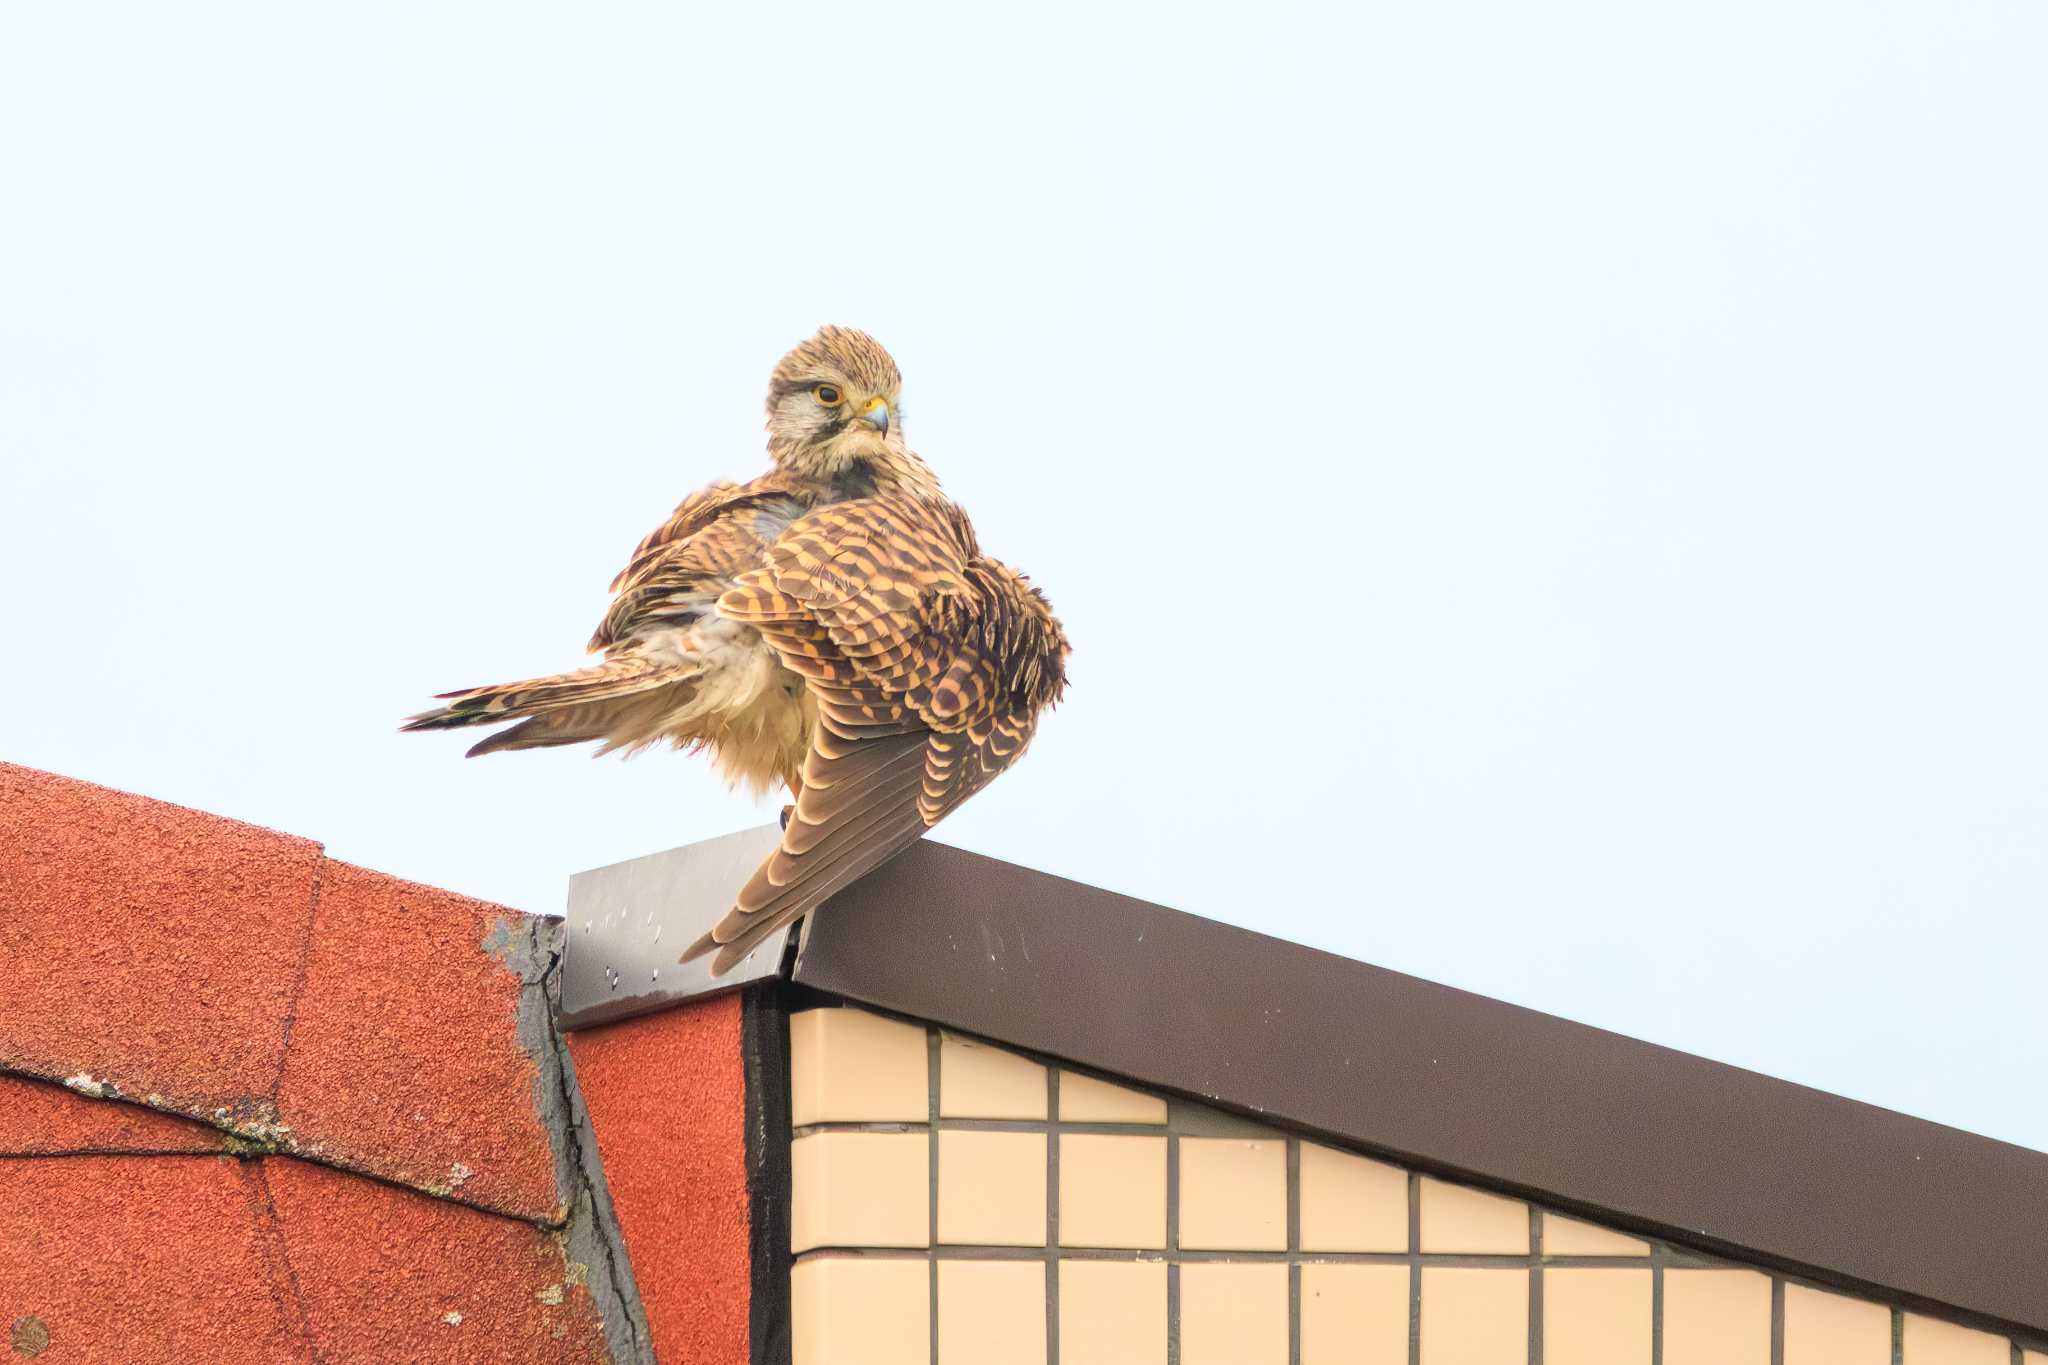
1301,1264 -> 1409,1365
1059,1260 -> 1166,1365
937,1260 -> 1045,1365
1542,1212 -> 1648,1256
793,1256 -> 930,1365
1058,1134 -> 1167,1248
1421,1267 -> 1528,1365
1544,1268 -> 1650,1365
2024,1352 -> 2047,1365
938,1130 -> 1046,1246
1058,1071 -> 1168,1123
939,1033 -> 1047,1119
791,1131 -> 930,1252
1784,1284 -> 1891,1365
1299,1143 -> 1408,1252
1419,1177 -> 1529,1254
1180,1263 -> 1288,1365
1663,1269 -> 1771,1365
791,1007 -> 929,1126
1903,1313 -> 2009,1365
1179,1138 -> 1287,1251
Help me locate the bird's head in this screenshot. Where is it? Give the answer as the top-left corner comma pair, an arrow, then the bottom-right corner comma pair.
765,326 -> 935,494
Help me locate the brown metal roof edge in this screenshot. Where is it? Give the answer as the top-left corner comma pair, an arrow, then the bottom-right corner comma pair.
791,839 -> 2048,1342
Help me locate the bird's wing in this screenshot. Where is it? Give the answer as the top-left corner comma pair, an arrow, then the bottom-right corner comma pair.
405,473 -> 813,757
589,473 -> 812,651
684,494 -> 1045,973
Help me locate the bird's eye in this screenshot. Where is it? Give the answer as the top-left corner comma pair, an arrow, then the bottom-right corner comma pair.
814,384 -> 843,406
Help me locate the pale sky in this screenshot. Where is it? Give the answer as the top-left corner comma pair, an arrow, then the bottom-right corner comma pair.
4,4 -> 2044,1152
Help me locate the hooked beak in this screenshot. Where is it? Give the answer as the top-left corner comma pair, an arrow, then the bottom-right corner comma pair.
858,397 -> 890,435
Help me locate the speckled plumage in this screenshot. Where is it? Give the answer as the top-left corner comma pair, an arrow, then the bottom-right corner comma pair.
403,327 -> 1070,973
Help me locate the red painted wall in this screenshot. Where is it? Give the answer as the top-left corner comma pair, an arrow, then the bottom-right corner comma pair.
569,996 -> 753,1365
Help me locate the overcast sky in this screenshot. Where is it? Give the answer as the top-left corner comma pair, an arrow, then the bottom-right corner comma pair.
4,3 -> 2044,1152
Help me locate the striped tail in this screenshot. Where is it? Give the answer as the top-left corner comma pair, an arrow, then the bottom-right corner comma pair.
400,655 -> 697,758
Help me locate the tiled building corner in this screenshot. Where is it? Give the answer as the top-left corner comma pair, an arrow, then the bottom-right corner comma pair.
783,1003 -> 2048,1365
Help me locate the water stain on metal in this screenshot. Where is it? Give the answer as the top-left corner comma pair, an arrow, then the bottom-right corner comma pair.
10,1316 -> 49,1357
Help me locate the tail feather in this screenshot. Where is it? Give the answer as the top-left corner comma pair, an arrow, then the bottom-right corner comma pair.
461,706 -> 616,757
401,655 -> 699,756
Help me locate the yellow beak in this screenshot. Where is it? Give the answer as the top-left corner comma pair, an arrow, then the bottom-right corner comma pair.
858,398 -> 891,435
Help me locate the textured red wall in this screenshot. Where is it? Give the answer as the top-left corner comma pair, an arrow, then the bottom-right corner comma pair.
272,857 -> 566,1222
0,763 -> 321,1112
0,1157 -> 306,1363
0,1141 -> 610,1362
0,765 -> 618,1362
568,995 -> 752,1365
261,1158 -> 608,1361
0,765 -> 571,1223
0,1073 -> 226,1155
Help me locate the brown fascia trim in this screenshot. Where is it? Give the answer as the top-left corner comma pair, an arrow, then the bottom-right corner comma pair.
790,840 -> 2048,1341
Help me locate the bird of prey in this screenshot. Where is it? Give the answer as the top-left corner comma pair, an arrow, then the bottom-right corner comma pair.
403,327 -> 1070,974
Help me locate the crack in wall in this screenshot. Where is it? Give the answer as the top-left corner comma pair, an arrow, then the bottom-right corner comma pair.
269,853 -> 327,1109
509,914 -> 655,1365
0,1148 -> 239,1160
244,1160 -> 324,1365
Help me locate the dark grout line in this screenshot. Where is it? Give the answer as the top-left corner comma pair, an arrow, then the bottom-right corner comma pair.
1530,1204 -> 1545,1365
1166,1131 -> 1181,1365
1651,1241 -> 1665,1365
926,1027 -> 940,1365
1408,1171 -> 1423,1365
791,1246 -> 1663,1268
1772,1276 -> 1786,1365
1893,1306 -> 1905,1365
786,1121 -> 1171,1146
1047,1067 -> 1060,1365
1287,1138 -> 1302,1365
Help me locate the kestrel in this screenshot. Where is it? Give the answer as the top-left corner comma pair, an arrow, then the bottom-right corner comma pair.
403,327 -> 1071,974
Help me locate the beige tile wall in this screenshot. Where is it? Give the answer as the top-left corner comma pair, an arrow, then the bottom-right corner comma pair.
787,1005 -> 2042,1365
1663,1268 -> 1771,1365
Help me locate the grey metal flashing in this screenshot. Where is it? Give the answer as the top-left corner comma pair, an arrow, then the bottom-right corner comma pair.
560,824 -> 787,1029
